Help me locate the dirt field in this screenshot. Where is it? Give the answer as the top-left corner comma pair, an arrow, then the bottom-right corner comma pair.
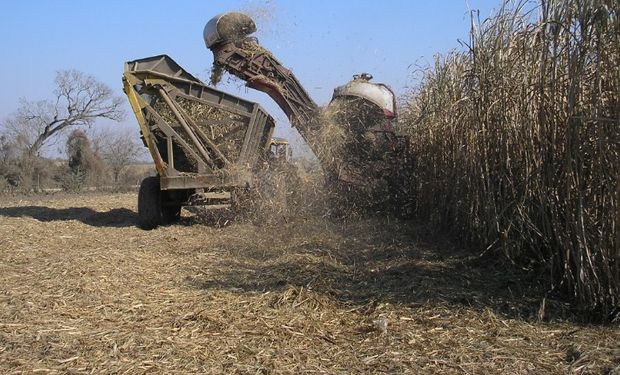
0,193 -> 618,374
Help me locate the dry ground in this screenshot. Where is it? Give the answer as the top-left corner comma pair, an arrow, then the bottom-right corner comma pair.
0,193 -> 618,374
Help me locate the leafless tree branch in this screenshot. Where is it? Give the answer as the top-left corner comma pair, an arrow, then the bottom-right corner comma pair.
1,70 -> 125,157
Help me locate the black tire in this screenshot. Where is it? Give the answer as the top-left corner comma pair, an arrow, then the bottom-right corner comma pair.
138,176 -> 162,230
162,204 -> 182,224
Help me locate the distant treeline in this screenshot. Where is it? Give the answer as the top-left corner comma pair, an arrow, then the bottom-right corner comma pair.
0,129 -> 152,193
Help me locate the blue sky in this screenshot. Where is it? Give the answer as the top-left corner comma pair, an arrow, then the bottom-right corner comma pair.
0,0 -> 501,157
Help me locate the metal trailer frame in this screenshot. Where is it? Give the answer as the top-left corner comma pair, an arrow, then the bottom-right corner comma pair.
123,55 -> 275,228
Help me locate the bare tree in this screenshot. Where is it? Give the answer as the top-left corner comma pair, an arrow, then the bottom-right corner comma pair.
2,70 -> 125,157
0,135 -> 17,164
97,130 -> 144,184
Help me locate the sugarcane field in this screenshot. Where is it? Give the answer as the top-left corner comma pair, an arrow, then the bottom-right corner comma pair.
0,0 -> 618,374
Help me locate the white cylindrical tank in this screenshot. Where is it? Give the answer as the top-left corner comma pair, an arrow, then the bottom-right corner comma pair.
331,73 -> 397,118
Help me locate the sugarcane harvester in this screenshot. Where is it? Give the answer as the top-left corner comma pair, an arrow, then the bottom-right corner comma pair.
124,12 -> 409,229
204,13 -> 410,212
123,55 -> 276,229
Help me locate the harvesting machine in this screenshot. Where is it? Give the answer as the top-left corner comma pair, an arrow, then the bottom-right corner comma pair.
204,12 -> 410,212
123,55 -> 276,229
123,12 -> 410,228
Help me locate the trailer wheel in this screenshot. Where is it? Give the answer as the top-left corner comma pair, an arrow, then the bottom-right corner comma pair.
162,204 -> 182,224
138,176 -> 162,230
